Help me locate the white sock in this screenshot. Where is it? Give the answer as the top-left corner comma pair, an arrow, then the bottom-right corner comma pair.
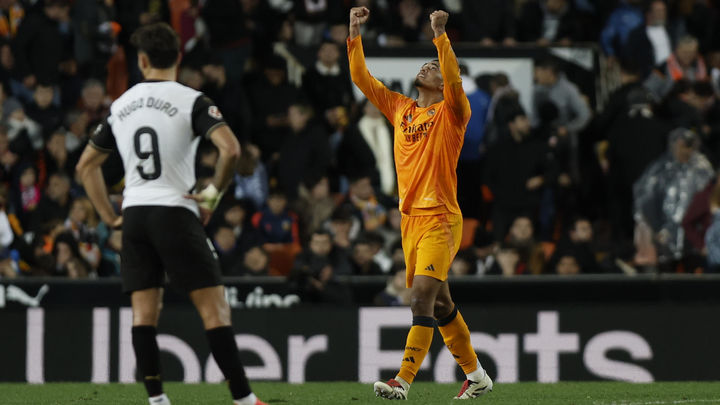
233,393 -> 257,405
394,375 -> 410,391
148,393 -> 170,405
466,359 -> 487,382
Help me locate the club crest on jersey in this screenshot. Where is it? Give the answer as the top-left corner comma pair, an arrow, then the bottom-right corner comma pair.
208,106 -> 223,119
428,108 -> 436,116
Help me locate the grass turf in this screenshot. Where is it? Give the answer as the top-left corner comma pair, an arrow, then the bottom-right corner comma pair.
2,382 -> 720,405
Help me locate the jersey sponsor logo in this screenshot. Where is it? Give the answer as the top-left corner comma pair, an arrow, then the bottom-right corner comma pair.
208,106 -> 223,119
400,120 -> 434,143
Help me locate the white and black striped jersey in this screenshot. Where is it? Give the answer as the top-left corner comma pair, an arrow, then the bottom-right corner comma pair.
89,80 -> 226,216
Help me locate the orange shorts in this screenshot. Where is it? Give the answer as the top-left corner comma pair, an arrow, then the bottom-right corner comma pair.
401,213 -> 462,288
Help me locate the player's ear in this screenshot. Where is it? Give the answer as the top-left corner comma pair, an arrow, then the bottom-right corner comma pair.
438,82 -> 444,92
138,52 -> 149,71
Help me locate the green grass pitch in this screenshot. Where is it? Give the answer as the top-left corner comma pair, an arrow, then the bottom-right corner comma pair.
2,382 -> 720,404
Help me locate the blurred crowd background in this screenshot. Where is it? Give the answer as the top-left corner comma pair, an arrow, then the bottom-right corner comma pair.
1,0 -> 720,305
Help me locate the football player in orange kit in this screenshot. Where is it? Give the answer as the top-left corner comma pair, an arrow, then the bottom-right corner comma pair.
348,6 -> 493,401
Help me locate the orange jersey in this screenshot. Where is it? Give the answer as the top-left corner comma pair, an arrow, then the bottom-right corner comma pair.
347,33 -> 471,216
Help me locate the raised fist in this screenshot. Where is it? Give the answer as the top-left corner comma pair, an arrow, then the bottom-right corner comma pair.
430,10 -> 449,33
350,7 -> 370,27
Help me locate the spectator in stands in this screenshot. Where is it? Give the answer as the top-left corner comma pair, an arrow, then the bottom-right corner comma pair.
245,55 -> 300,161
293,229 -> 352,277
238,246 -> 270,277
64,196 -> 100,270
276,101 -> 331,200
252,188 -> 300,248
624,0 -> 678,79
487,243 -> 521,276
373,265 -> 409,306
704,182 -> 720,272
517,0 -> 585,46
328,205 -> 360,251
365,230 -> 392,273
466,227 -> 498,277
198,62 -> 250,138
290,0 -> 345,47
457,64 -> 491,220
485,73 -> 519,147
378,207 -> 401,252
293,174 -> 335,242
338,174 -> 387,233
63,110 -> 90,155
600,0 -> 645,60
506,216 -> 546,275
25,84 -> 62,139
52,231 -> 90,278
78,79 -> 109,128
12,163 -> 38,229
484,105 -> 549,241
533,57 -> 591,142
548,217 -> 599,273
97,227 -> 121,276
232,143 -> 268,211
450,250 -> 476,277
460,0 -> 516,46
554,254 -> 581,275
682,175 -> 720,258
212,224 -> 243,276
333,105 -> 378,188
5,97 -> 41,151
646,35 -> 708,99
288,234 -> 353,305
605,87 -> 670,239
71,0 -> 117,80
634,128 -> 714,269
350,236 -> 383,276
302,40 -> 355,116
217,198 -> 262,258
42,128 -> 76,177
387,0 -> 425,45
353,100 -> 395,196
12,0 -> 73,102
30,171 -> 71,233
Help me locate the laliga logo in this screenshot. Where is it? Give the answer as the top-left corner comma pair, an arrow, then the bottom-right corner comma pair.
0,284 -> 49,308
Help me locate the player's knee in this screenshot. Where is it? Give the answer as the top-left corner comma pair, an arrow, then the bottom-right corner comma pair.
133,305 -> 160,326
199,301 -> 231,329
409,294 -> 434,316
433,300 -> 453,319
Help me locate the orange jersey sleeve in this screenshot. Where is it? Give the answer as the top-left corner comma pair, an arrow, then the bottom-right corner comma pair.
347,35 -> 409,122
434,33 -> 471,125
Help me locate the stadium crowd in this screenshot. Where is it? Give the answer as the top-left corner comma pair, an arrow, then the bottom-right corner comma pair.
1,0 -> 720,304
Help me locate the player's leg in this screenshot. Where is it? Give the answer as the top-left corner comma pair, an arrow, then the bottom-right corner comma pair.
122,207 -> 170,405
374,274 -> 443,400
131,287 -> 170,405
435,282 -> 493,399
189,286 -> 265,405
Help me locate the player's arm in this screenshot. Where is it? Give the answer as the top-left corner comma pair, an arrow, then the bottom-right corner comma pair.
76,118 -> 121,227
348,6 -> 405,121
184,96 -> 240,223
431,10 -> 471,124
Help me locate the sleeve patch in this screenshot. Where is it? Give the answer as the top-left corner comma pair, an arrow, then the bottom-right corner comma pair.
208,106 -> 223,119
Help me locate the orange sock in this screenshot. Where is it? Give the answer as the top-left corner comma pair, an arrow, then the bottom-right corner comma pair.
396,316 -> 435,384
437,306 -> 478,374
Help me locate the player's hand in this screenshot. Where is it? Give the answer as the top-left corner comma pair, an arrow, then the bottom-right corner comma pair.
430,10 -> 449,36
350,7 -> 369,27
102,215 -> 122,229
185,184 -> 224,225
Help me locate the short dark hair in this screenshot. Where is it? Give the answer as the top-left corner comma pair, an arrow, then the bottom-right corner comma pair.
534,57 -> 560,74
130,23 -> 180,69
311,229 -> 332,239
